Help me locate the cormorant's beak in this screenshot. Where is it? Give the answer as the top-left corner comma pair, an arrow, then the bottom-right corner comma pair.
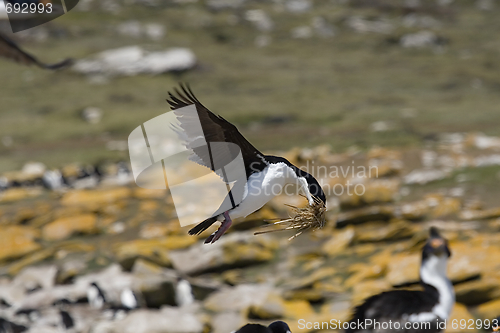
428,237 -> 451,257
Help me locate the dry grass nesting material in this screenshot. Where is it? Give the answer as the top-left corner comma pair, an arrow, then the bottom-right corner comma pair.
254,196 -> 327,240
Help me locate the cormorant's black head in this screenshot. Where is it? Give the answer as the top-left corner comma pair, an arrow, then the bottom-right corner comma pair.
422,227 -> 451,262
304,173 -> 326,205
265,156 -> 326,206
268,321 -> 291,333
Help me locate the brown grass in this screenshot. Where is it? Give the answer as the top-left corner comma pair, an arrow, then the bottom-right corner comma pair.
254,196 -> 327,240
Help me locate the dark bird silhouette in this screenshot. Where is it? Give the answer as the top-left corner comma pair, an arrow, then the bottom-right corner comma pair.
0,32 -> 72,69
235,321 -> 291,333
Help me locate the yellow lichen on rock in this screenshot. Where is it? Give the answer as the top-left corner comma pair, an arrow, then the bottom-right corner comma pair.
0,226 -> 41,262
61,188 -> 132,206
42,214 -> 98,241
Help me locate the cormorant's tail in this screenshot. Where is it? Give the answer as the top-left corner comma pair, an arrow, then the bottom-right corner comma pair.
188,216 -> 218,236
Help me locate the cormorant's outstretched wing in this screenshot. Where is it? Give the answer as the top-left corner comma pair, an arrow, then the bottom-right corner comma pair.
167,83 -> 268,179
0,33 -> 73,70
167,84 -> 269,237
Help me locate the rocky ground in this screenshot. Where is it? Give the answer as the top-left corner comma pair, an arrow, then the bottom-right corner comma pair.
1,131 -> 500,332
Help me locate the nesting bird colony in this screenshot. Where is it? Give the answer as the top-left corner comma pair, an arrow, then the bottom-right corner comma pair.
0,132 -> 500,332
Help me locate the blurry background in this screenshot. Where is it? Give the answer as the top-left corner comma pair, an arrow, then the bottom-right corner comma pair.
1,0 -> 500,332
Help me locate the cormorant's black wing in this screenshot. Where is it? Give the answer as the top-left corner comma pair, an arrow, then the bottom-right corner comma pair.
346,288 -> 441,333
235,324 -> 272,333
0,33 -> 73,70
167,83 -> 268,179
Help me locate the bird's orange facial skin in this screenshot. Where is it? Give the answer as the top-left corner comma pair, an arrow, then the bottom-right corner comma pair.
39,0 -> 52,5
493,325 -> 500,332
430,238 -> 444,249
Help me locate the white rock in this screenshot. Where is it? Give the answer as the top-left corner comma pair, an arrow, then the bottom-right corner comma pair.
116,21 -> 165,40
73,46 -> 196,77
370,121 -> 394,132
245,9 -> 273,32
82,107 -> 102,124
285,0 -> 312,13
13,265 -> 58,292
21,162 -> 46,177
400,30 -> 438,48
144,23 -> 165,40
94,308 -> 203,333
474,133 -> 500,149
475,154 -> 500,167
402,14 -> 441,29
403,169 -> 449,185
117,20 -> 142,38
204,284 -> 275,312
211,312 -> 246,333
291,26 -> 313,39
421,150 -> 438,168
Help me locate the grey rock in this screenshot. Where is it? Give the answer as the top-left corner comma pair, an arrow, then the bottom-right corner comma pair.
15,284 -> 87,310
13,265 -> 58,292
346,16 -> 394,34
400,30 -> 438,48
117,21 -> 142,38
73,46 -> 196,77
312,16 -> 335,38
211,311 -> 246,333
91,307 -> 204,333
206,0 -> 245,11
245,9 -> 274,32
291,26 -> 312,39
285,0 -> 312,13
169,232 -> 275,275
204,284 -> 275,313
81,107 -> 102,124
117,21 -> 165,40
403,169 -> 449,185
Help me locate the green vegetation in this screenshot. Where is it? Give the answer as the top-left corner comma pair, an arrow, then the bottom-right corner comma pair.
1,0 -> 500,172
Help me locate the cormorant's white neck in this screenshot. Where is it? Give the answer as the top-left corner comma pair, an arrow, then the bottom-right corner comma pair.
420,254 -> 455,320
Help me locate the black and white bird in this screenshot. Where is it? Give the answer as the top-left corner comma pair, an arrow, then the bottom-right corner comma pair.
234,321 -> 292,333
346,227 -> 455,333
59,309 -> 74,330
167,84 -> 326,243
0,32 -> 73,70
120,288 -> 139,311
0,317 -> 27,333
175,277 -> 195,307
87,282 -> 106,310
